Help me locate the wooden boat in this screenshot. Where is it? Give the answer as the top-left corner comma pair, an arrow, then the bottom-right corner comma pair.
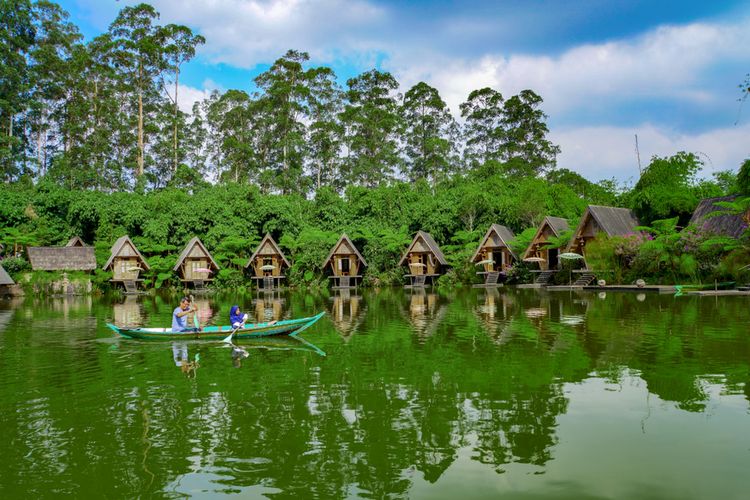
106,311 -> 325,340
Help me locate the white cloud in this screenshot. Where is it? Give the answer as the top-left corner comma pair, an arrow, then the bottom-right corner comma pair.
176,84 -> 214,113
550,123 -> 750,183
385,18 -> 750,117
143,0 -> 387,67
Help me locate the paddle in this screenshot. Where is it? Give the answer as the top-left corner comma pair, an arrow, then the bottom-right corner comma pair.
222,324 -> 239,343
190,294 -> 200,331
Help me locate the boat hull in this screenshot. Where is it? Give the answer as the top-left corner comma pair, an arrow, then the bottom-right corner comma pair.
107,312 -> 325,340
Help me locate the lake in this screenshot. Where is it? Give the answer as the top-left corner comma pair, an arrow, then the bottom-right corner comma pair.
0,288 -> 748,498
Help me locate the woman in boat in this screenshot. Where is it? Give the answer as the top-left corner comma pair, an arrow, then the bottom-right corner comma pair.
229,305 -> 248,329
172,297 -> 199,332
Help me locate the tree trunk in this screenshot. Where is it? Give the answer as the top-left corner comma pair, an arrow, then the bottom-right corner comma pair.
137,63 -> 144,177
174,66 -> 179,172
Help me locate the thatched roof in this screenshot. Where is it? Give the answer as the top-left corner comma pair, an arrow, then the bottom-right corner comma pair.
583,205 -> 640,237
103,235 -> 151,271
689,195 -> 748,239
0,264 -> 14,285
522,216 -> 570,259
245,233 -> 291,268
471,224 -> 517,262
66,236 -> 86,247
398,231 -> 449,266
27,246 -> 97,271
322,234 -> 368,268
173,237 -> 220,271
546,216 -> 570,237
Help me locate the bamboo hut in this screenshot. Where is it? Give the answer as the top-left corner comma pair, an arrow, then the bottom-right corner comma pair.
27,245 -> 96,272
568,205 -> 640,257
103,236 -> 150,293
173,237 -> 220,290
471,224 -> 517,286
688,195 -> 748,238
399,231 -> 449,288
522,217 -> 570,271
321,234 -> 367,289
246,234 -> 290,290
0,264 -> 14,295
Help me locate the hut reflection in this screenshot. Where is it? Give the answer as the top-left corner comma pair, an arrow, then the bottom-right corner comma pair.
475,290 -> 516,345
404,290 -> 447,339
48,295 -> 93,317
252,291 -> 287,322
113,296 -> 142,327
328,290 -> 366,340
0,309 -> 13,334
190,297 -> 214,326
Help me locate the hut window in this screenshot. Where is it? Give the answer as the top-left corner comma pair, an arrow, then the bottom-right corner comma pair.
263,257 -> 273,267
341,257 -> 350,274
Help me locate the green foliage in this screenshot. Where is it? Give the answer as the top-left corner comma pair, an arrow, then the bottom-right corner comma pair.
0,256 -> 30,278
626,152 -> 703,225
509,227 -> 537,256
542,229 -> 573,250
737,159 -> 750,196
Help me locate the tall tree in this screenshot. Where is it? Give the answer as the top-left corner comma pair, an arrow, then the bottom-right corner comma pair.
500,89 -> 560,176
460,87 -> 504,167
401,82 -> 459,187
254,49 -> 311,194
28,0 -> 81,177
160,24 -> 204,173
340,69 -> 402,187
109,3 -> 164,179
210,89 -> 264,185
0,0 -> 35,180
306,66 -> 343,191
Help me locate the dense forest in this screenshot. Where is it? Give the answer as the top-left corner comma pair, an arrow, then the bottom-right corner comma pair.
1,1 -> 748,290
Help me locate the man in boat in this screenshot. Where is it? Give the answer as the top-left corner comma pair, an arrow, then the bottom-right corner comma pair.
172,297 -> 199,332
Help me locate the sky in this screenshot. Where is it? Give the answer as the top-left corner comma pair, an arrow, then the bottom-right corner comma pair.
58,0 -> 750,185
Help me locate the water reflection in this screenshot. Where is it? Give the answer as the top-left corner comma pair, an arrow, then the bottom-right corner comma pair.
252,291 -> 286,322
113,296 -> 142,327
0,289 -> 749,498
171,343 -> 200,377
328,289 -> 366,340
402,289 -> 448,339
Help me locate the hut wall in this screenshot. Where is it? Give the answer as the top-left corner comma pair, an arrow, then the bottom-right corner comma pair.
580,216 -> 601,239
407,252 -> 437,275
112,257 -> 141,280
183,258 -> 209,280
254,255 -> 282,277
408,253 -> 424,275
479,246 -> 513,272
332,254 -> 359,276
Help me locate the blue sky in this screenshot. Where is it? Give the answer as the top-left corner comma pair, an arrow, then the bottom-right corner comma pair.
58,0 -> 750,183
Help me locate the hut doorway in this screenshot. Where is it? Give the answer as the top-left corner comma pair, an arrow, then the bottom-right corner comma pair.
548,248 -> 559,269
340,257 -> 350,275
492,250 -> 503,271
263,257 -> 273,276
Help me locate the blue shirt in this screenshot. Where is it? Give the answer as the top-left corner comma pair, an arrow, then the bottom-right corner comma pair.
172,307 -> 187,332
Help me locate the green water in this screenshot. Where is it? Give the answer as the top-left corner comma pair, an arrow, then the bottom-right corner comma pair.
0,288 -> 748,499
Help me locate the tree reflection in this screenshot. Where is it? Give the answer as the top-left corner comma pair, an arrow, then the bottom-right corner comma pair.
0,290 -> 748,497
